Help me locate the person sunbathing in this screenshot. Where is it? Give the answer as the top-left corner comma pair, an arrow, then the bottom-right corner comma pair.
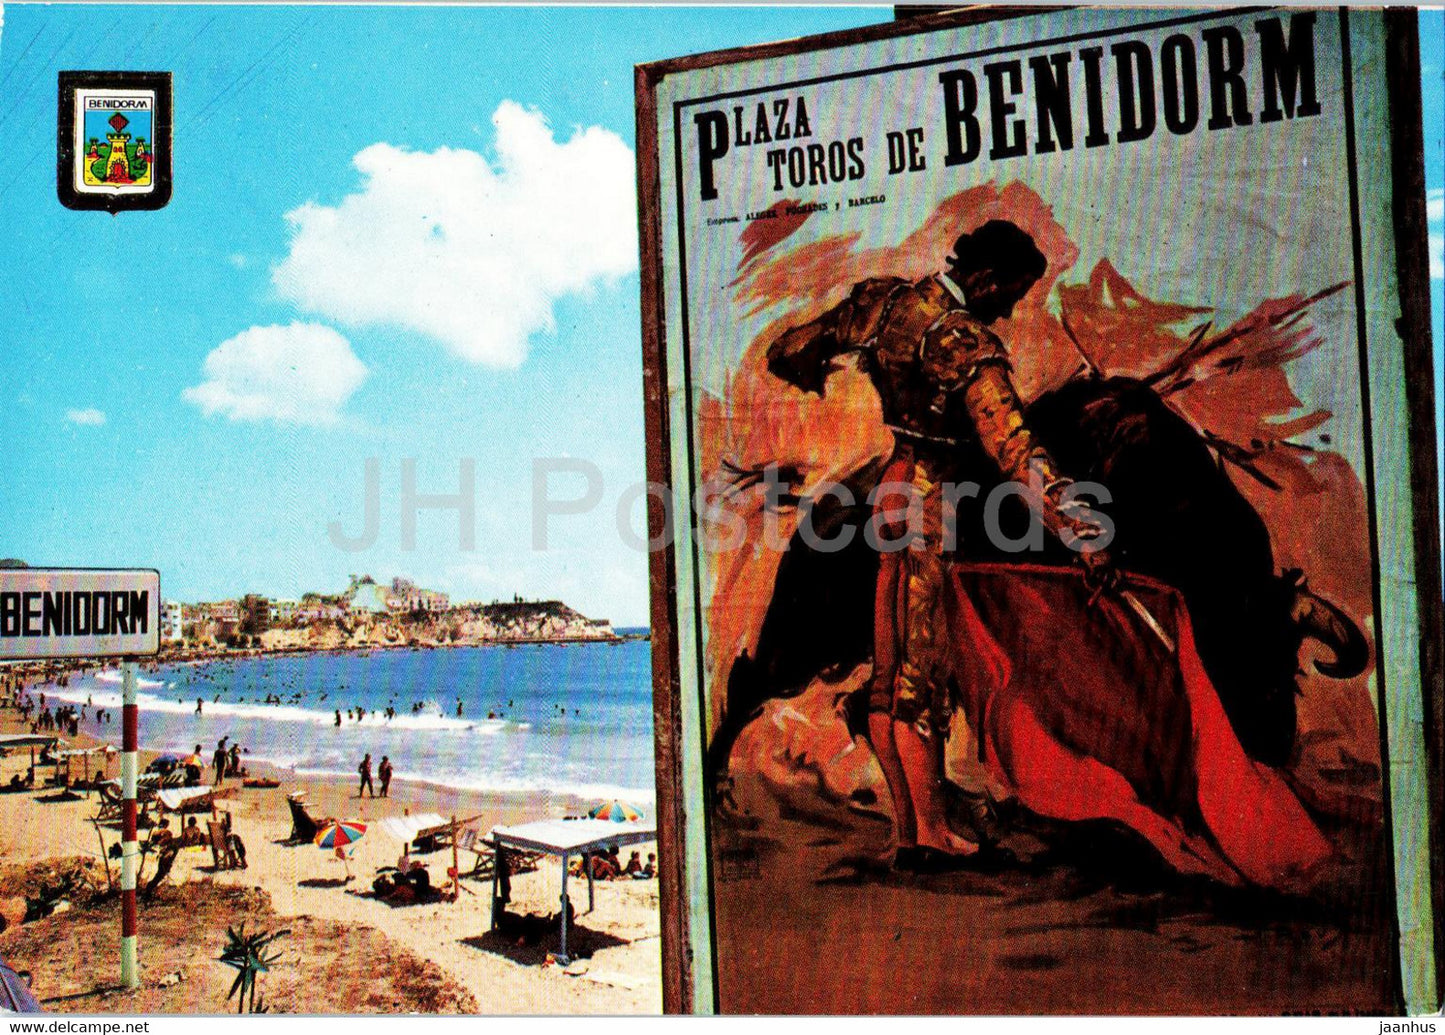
589,852 -> 619,880
178,816 -> 206,848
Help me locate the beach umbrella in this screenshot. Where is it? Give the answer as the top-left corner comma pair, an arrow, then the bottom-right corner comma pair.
315,820 -> 367,850
588,800 -> 643,823
316,821 -> 366,880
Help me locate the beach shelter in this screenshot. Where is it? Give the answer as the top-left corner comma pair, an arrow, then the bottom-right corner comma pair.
0,734 -> 58,775
488,816 -> 656,964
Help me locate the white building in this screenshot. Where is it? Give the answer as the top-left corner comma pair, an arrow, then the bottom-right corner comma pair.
161,600 -> 184,643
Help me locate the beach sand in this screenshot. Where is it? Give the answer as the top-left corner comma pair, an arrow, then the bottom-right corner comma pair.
0,711 -> 662,1014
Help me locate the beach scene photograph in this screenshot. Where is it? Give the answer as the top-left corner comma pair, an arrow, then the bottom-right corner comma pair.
0,2 -> 885,1014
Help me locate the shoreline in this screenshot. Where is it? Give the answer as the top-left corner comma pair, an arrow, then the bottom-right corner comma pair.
144,630 -> 650,668
0,630 -> 651,687
0,703 -> 663,1012
19,647 -> 659,806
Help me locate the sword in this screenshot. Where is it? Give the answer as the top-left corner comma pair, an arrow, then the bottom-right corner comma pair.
1118,588 -> 1177,656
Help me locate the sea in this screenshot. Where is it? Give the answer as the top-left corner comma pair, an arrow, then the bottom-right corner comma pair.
34,635 -> 656,802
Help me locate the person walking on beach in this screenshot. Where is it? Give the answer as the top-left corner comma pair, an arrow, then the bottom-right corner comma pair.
196,697 -> 203,716
212,740 -> 228,784
358,753 -> 375,798
378,756 -> 393,798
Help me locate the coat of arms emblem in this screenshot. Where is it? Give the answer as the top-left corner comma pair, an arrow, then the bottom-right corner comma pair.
57,71 -> 172,211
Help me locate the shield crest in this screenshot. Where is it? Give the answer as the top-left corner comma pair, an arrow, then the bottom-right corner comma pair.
57,71 -> 172,212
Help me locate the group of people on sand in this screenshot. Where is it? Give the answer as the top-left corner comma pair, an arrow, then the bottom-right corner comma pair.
373,841 -> 434,902
156,739 -> 247,786
142,813 -> 248,895
570,846 -> 656,881
356,753 -> 393,798
211,738 -> 248,783
28,702 -> 83,736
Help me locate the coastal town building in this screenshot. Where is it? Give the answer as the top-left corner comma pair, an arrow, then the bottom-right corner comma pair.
344,575 -> 391,614
343,574 -> 449,614
391,577 -> 449,612
161,600 -> 184,642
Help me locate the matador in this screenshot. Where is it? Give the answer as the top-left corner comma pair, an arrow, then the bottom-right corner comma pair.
765,219 -> 1111,869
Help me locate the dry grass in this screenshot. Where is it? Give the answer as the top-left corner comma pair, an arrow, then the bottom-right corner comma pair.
0,857 -> 476,1013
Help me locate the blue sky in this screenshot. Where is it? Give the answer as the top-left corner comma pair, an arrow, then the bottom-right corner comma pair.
0,5 -> 889,626
1423,8 -> 1443,551
0,6 -> 1440,627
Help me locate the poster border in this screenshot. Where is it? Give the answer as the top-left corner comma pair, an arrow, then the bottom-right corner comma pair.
1381,8 -> 1443,1009
636,5 -> 1443,1014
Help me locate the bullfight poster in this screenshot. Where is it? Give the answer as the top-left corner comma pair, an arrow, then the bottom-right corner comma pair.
637,6 -> 1442,1015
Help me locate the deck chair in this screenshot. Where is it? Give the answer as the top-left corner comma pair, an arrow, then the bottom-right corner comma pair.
207,820 -> 241,870
94,782 -> 124,823
285,794 -> 320,844
93,782 -> 152,826
458,827 -> 489,877
460,831 -> 541,879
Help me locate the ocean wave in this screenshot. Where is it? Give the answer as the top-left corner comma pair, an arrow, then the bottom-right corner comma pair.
275,760 -> 657,805
94,669 -> 166,690
42,682 -> 497,734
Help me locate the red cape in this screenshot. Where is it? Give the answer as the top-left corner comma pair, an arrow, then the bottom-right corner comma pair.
942,563 -> 1332,891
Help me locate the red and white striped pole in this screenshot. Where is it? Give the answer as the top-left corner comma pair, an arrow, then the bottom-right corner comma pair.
120,660 -> 139,987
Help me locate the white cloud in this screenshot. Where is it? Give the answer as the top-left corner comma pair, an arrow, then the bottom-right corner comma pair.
1431,234 -> 1443,281
271,101 -> 637,368
1428,188 -> 1444,224
183,322 -> 368,426
65,408 -> 106,426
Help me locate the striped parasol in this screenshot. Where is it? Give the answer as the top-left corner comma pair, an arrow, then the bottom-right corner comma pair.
315,820 -> 367,850
588,800 -> 643,823
316,820 -> 366,880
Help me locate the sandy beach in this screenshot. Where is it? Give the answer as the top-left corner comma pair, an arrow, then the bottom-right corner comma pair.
0,707 -> 662,1014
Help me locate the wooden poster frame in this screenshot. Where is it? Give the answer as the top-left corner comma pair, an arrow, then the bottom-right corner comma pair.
635,6 -> 1442,1014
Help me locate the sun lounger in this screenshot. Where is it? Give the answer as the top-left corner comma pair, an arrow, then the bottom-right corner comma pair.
157,785 -> 214,813
378,812 -> 454,851
456,827 -> 540,879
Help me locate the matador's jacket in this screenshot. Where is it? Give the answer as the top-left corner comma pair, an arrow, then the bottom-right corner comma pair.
765,272 -> 1103,738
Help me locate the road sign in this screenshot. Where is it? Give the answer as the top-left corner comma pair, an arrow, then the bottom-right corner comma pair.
0,568 -> 160,660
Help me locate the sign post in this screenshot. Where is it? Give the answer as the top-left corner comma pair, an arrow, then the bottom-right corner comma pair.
119,660 -> 139,988
0,567 -> 159,991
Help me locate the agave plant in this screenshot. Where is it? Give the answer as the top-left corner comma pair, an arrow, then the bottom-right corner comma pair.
218,921 -> 289,1013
